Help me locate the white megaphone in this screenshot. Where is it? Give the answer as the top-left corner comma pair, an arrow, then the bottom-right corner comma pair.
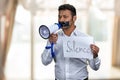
39,22 -> 69,39
39,23 -> 62,39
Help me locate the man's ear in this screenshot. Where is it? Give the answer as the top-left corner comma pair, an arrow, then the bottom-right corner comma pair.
73,16 -> 77,22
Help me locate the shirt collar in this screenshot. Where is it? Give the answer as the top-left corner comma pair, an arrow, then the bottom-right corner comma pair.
72,28 -> 78,36
61,27 -> 78,36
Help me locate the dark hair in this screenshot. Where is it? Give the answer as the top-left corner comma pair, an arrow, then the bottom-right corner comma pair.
58,4 -> 76,16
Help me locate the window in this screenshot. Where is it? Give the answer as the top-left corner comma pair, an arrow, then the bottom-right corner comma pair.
5,5 -> 31,80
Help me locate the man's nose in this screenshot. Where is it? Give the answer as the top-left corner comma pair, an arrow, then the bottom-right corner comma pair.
59,17 -> 64,22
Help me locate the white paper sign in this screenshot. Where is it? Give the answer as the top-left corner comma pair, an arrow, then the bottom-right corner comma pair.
63,36 -> 93,59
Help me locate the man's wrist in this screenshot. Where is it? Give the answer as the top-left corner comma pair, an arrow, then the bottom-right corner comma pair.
93,54 -> 98,58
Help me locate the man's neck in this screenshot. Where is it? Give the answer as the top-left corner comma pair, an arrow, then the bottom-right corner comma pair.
63,25 -> 76,36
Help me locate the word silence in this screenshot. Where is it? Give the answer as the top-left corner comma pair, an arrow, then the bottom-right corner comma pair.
63,36 -> 94,59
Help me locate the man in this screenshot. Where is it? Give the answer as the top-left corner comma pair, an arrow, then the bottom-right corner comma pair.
41,4 -> 101,80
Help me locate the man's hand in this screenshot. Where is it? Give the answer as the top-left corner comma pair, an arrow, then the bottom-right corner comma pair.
49,33 -> 58,44
90,44 -> 99,58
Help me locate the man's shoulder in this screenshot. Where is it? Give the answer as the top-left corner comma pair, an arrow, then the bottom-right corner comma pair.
75,29 -> 91,37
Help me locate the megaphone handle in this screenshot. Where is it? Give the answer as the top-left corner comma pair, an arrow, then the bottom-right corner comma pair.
45,42 -> 55,58
51,42 -> 55,58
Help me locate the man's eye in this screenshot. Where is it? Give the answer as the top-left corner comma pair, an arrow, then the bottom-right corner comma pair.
59,16 -> 62,19
64,16 -> 68,18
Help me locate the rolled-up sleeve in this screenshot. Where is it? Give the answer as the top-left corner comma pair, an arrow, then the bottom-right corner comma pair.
41,41 -> 53,65
88,57 -> 101,71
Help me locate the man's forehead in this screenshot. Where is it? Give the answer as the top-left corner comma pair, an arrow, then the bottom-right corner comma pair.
59,10 -> 71,15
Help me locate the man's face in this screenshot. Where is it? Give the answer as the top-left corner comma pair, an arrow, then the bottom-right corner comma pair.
58,10 -> 76,29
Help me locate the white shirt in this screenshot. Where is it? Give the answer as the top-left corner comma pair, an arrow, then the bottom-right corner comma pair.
41,28 -> 101,80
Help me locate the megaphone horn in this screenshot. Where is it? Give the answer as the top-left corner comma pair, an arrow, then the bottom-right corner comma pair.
39,23 -> 61,39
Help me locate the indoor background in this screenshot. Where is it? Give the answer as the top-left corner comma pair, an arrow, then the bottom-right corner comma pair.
0,0 -> 120,80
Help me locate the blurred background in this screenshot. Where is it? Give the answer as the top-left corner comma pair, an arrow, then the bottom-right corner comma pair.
0,0 -> 120,80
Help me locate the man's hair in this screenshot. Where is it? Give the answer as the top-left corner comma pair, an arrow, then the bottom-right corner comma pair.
58,4 -> 76,16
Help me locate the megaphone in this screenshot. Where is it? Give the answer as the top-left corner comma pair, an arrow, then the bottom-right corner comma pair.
39,23 -> 61,39
39,22 -> 69,39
